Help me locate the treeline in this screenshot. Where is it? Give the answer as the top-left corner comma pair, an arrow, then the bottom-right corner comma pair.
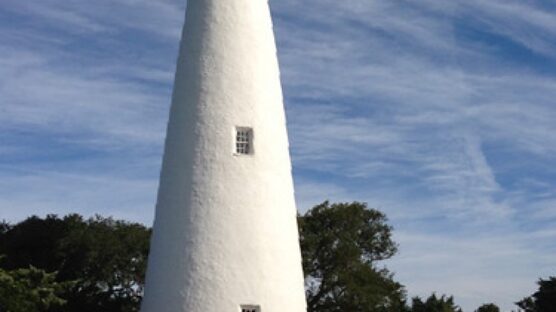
0,202 -> 553,312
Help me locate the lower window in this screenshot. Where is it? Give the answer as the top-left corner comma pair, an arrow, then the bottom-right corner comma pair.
240,304 -> 260,312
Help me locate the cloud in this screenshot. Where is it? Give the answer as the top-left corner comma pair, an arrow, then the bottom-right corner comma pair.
0,37 -> 171,149
459,0 -> 556,56
388,229 -> 555,311
1,0 -> 185,38
0,166 -> 159,225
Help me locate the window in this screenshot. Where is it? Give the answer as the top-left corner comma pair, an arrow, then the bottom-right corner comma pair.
235,127 -> 253,155
240,305 -> 260,312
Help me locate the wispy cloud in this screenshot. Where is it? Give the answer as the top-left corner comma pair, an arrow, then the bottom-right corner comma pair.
458,0 -> 556,56
1,0 -> 184,38
0,167 -> 158,224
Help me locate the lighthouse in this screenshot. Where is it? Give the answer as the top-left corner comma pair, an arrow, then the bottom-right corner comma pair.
140,0 -> 307,311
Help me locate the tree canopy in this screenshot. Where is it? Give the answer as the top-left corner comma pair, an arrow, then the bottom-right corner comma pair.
475,303 -> 500,312
299,201 -> 405,312
517,277 -> 556,312
0,214 -> 150,312
0,203 -> 547,312
411,294 -> 462,312
0,265 -> 66,312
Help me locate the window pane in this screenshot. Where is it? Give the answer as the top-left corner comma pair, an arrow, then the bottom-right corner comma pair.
235,127 -> 253,155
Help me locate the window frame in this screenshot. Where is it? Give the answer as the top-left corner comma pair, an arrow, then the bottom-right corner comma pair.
234,126 -> 254,156
240,304 -> 260,312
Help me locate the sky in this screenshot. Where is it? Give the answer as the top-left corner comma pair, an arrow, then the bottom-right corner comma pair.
0,0 -> 555,311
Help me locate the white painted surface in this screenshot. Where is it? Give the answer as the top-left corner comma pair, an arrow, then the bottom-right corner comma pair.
140,0 -> 307,311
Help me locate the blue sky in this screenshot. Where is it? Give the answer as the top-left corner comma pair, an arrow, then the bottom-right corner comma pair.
1,0 -> 555,311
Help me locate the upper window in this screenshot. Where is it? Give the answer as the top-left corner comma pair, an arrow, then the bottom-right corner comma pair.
235,127 -> 253,155
240,305 -> 260,312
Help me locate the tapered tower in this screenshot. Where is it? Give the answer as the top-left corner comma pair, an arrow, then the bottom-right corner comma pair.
140,0 -> 307,311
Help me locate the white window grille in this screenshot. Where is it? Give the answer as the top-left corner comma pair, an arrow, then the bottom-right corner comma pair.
240,305 -> 260,312
235,127 -> 253,155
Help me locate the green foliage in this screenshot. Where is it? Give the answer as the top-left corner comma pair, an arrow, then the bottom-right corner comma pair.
516,277 -> 556,312
0,221 -> 10,235
0,265 -> 66,312
0,215 -> 65,267
0,203 -> 478,312
0,215 -> 151,312
411,294 -> 462,312
60,215 -> 151,312
475,303 -> 500,312
299,201 -> 404,312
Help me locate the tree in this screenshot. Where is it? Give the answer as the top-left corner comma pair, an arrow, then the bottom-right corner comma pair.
58,215 -> 151,312
475,303 -> 500,312
0,215 -> 70,272
299,201 -> 404,312
516,277 -> 556,312
0,265 -> 66,312
0,215 -> 151,312
2,202 -> 407,312
0,221 -> 9,235
411,294 -> 462,312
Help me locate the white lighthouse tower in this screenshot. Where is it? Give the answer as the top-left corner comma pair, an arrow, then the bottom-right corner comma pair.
140,0 -> 307,311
